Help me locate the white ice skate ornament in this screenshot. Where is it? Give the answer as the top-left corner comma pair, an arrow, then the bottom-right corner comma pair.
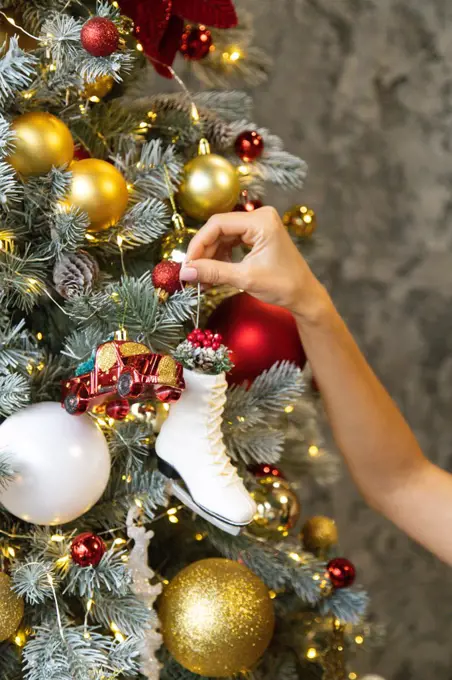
155,368 -> 257,535
126,507 -> 162,680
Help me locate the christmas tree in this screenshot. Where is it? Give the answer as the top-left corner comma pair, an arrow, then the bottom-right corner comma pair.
0,2 -> 375,679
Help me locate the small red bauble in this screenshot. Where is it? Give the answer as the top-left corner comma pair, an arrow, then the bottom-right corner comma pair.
249,463 -> 284,479
234,131 -> 264,162
180,25 -> 213,60
73,145 -> 91,161
106,398 -> 130,420
208,292 -> 306,385
152,261 -> 182,295
71,532 -> 106,568
234,199 -> 263,212
81,17 -> 119,57
327,557 -> 356,589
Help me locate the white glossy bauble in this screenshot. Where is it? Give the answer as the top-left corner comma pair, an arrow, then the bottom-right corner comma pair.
360,676 -> 387,680
0,402 -> 110,525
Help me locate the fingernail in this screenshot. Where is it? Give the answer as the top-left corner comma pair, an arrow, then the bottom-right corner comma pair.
180,266 -> 198,282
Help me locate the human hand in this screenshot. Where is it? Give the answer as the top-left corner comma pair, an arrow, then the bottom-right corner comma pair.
180,207 -> 331,324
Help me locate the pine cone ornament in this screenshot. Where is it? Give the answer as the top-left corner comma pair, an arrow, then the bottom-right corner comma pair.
53,251 -> 99,299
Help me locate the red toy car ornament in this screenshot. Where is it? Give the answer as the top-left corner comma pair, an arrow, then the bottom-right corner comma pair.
62,331 -> 185,417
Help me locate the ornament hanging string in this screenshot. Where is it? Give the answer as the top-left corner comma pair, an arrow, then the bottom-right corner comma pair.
162,162 -> 201,328
0,11 -> 40,40
14,561 -> 65,641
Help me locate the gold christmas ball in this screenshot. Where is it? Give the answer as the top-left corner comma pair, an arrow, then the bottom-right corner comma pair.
248,476 -> 301,540
177,153 -> 240,222
301,515 -> 338,554
283,204 -> 317,237
159,558 -> 274,677
0,573 -> 24,642
161,226 -> 198,262
8,112 -> 74,177
81,75 -> 114,100
65,159 -> 129,232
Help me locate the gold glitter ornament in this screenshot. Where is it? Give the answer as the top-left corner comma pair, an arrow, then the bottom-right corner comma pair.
159,558 -> 274,677
0,572 -> 24,642
301,515 -> 338,555
177,139 -> 240,222
283,204 -> 317,237
247,476 -> 301,540
8,112 -> 74,177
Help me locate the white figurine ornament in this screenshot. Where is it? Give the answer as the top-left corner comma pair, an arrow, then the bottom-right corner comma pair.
156,328 -> 257,535
126,506 -> 163,680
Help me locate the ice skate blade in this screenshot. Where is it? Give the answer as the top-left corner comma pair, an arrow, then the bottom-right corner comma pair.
166,480 -> 242,536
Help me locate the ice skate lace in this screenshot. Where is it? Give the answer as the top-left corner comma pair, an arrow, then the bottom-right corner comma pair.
206,381 -> 238,486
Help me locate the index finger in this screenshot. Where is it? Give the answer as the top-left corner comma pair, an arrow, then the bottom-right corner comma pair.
186,212 -> 259,262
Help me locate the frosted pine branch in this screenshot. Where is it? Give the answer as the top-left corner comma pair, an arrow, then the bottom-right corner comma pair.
121,197 -> 171,247
225,426 -> 284,464
0,318 -> 41,372
225,362 -> 305,426
49,206 -> 89,256
12,560 -> 56,605
92,591 -> 150,638
319,587 -> 369,625
0,114 -> 15,158
0,160 -> 22,206
64,550 -> 131,598
0,38 -> 38,106
0,452 -> 14,490
0,372 -> 31,416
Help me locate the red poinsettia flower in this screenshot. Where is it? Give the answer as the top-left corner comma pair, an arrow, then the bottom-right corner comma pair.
118,0 -> 237,77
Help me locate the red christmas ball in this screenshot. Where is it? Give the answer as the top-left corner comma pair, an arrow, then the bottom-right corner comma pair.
106,398 -> 130,420
152,261 -> 182,294
234,131 -> 264,162
71,532 -> 106,567
234,199 -> 263,212
208,293 -> 306,385
180,25 -> 213,60
249,463 -> 285,479
73,145 -> 91,161
81,17 -> 119,57
327,557 -> 356,589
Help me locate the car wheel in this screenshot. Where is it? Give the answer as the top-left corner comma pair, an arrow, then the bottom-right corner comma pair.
117,372 -> 133,397
64,387 -> 88,415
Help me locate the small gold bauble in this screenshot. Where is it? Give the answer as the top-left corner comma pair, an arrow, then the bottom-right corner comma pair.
301,515 -> 338,554
248,476 -> 301,540
177,153 -> 240,222
159,558 -> 274,677
160,226 -> 198,262
81,75 -> 114,100
65,159 -> 129,232
283,204 -> 317,237
0,573 -> 24,642
8,112 -> 74,177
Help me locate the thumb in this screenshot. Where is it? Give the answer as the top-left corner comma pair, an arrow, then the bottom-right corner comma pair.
180,258 -> 243,288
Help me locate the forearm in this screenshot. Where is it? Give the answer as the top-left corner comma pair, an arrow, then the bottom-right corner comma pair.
293,284 -> 452,564
294,285 -> 426,509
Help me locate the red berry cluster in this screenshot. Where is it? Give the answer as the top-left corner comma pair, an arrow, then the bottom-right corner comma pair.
187,329 -> 223,351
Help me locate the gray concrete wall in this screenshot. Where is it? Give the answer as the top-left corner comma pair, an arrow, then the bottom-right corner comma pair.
250,1 -> 452,677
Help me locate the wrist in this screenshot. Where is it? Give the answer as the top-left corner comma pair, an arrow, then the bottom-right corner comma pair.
291,282 -> 335,329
